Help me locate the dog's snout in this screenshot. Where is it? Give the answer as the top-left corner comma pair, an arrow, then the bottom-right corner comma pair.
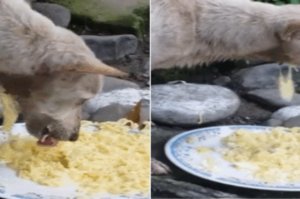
69,133 -> 79,141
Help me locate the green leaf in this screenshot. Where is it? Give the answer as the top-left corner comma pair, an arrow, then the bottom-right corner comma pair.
290,0 -> 300,4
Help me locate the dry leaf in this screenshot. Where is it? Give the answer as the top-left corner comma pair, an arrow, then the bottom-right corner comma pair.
125,101 -> 142,127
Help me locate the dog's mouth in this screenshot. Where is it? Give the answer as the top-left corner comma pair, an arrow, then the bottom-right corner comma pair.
36,127 -> 58,147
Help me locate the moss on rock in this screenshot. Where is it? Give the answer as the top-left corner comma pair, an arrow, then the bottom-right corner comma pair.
53,0 -> 149,37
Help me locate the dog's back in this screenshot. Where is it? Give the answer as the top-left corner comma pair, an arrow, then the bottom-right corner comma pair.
0,0 -> 56,75
151,0 -> 300,69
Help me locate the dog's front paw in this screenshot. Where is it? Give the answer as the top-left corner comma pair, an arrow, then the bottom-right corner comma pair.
151,158 -> 172,175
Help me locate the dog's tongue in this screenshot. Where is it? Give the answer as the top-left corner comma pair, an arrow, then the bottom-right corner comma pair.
37,134 -> 58,147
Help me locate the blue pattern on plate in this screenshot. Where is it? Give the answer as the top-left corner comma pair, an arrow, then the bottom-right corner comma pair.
0,185 -> 5,194
166,125 -> 300,191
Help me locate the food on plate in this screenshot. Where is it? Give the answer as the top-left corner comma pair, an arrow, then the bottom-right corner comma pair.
222,127 -> 300,183
0,119 -> 150,195
196,146 -> 212,154
186,137 -> 195,144
202,157 -> 221,172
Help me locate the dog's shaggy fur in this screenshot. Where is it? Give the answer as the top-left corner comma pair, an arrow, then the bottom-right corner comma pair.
151,0 -> 300,69
0,0 -> 126,141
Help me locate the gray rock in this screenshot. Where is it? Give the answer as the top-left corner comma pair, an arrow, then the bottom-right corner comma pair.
89,98 -> 149,124
263,118 -> 283,127
272,106 -> 300,121
151,84 -> 240,126
82,35 -> 138,62
232,63 -> 300,91
83,88 -> 149,115
152,177 -> 242,198
32,3 -> 71,28
213,76 -> 231,87
143,61 -> 150,78
81,112 -> 90,120
151,158 -> 171,175
247,89 -> 300,108
283,115 -> 300,128
81,77 -> 140,119
139,99 -> 150,125
25,0 -> 35,4
91,103 -> 134,122
102,76 -> 140,93
127,55 -> 140,74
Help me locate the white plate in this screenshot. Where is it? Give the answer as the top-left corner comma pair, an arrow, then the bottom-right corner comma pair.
165,125 -> 300,192
0,123 -> 149,199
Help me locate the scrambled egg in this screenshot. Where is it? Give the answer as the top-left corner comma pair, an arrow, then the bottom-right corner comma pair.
222,127 -> 300,183
0,86 -> 19,132
0,119 -> 150,196
186,137 -> 195,144
196,146 -> 212,154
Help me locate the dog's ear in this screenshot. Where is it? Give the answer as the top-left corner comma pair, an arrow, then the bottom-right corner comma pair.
279,20 -> 300,41
41,52 -> 128,77
62,56 -> 128,77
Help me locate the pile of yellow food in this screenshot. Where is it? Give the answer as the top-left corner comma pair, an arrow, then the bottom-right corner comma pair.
0,85 -> 20,132
222,127 -> 300,183
0,119 -> 150,195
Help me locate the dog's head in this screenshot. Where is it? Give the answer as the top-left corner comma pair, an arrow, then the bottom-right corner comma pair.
255,4 -> 300,64
0,27 -> 127,144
